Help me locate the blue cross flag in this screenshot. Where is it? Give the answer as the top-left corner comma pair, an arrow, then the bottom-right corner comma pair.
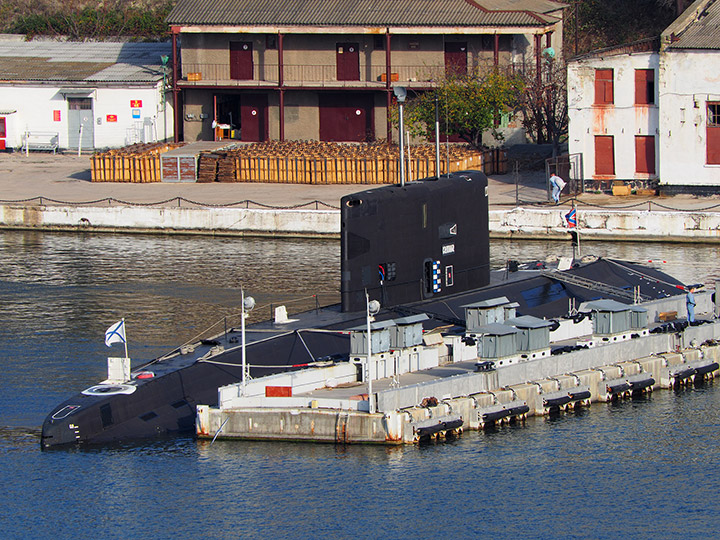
565,207 -> 577,228
105,320 -> 127,347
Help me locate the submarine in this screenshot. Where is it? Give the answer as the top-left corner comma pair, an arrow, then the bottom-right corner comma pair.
40,170 -> 688,448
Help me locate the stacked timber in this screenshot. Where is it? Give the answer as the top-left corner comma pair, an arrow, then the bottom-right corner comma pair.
197,152 -> 220,183
198,141 -> 486,184
91,142 -> 185,182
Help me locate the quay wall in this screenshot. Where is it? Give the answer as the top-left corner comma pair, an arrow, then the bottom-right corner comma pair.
2,203 -> 720,241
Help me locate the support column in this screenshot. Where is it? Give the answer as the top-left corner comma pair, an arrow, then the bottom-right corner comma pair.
385,29 -> 392,143
494,34 -> 499,66
172,28 -> 180,143
278,32 -> 285,141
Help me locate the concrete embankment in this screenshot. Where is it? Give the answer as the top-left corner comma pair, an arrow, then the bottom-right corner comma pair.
197,321 -> 720,444
2,203 -> 720,241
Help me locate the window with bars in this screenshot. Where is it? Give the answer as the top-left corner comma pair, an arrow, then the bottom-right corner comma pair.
709,103 -> 720,126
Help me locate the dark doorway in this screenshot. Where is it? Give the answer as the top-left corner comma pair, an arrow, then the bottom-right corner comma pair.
444,42 -> 467,77
216,93 -> 268,142
319,93 -> 373,142
336,43 -> 360,81
230,41 -> 253,80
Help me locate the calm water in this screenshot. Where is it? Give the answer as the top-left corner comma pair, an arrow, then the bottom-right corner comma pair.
2,231 -> 720,539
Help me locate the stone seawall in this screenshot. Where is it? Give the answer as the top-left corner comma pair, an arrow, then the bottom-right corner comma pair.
1,203 -> 720,241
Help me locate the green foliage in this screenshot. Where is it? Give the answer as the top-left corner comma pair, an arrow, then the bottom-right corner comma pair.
565,0 -> 679,55
7,1 -> 173,40
400,69 -> 525,150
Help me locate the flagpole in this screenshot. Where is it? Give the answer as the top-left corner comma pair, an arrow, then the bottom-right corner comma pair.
122,318 -> 128,359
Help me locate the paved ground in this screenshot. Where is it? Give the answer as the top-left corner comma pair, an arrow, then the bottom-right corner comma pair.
0,151 -> 718,212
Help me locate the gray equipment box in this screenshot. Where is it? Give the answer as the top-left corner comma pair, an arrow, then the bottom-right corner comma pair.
476,323 -> 518,359
505,315 -> 552,352
585,299 -> 632,335
630,306 -> 648,329
349,320 -> 395,355
463,297 -> 511,333
390,314 -> 428,349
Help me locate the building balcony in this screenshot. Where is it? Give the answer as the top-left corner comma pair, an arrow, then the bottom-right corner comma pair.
179,63 -> 450,88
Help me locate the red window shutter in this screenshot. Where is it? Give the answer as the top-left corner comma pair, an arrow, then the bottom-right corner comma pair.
635,69 -> 654,105
635,136 -> 655,174
595,69 -> 613,105
708,127 -> 720,165
595,136 -> 615,175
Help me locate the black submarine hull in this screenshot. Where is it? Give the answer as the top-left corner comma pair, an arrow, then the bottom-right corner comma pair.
41,171 -> 689,448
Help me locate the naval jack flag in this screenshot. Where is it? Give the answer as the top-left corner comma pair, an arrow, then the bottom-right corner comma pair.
105,319 -> 129,358
565,206 -> 577,228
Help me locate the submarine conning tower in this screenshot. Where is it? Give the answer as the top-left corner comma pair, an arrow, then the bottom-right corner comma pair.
340,171 -> 490,313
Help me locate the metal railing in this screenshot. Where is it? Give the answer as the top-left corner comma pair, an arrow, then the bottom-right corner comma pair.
181,63 -> 450,86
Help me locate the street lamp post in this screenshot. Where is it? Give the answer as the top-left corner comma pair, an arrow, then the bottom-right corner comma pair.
241,288 -> 255,395
366,292 -> 381,414
393,86 -> 407,187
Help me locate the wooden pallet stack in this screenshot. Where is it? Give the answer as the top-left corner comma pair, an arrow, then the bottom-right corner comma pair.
200,141 -> 485,184
91,143 -> 185,182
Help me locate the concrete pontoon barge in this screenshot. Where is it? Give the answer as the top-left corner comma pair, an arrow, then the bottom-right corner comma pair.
197,293 -> 720,445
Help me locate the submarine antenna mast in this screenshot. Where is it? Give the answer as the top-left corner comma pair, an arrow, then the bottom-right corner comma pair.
241,288 -> 255,394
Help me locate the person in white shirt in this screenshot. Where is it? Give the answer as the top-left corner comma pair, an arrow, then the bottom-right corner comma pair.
549,173 -> 566,204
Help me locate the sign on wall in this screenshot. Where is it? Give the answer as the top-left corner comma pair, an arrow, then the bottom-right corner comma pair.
132,109 -> 141,119
106,115 -> 118,123
130,100 -> 142,108
53,110 -> 61,122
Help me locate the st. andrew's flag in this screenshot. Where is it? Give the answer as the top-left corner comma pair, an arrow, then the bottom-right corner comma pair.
105,320 -> 126,347
565,207 -> 577,228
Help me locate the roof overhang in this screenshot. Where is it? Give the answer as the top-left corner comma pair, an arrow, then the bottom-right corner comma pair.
59,88 -> 96,97
174,24 -> 557,35
0,109 -> 16,114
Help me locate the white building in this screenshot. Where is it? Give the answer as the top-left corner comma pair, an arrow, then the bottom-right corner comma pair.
567,0 -> 719,193
658,0 -> 720,192
0,37 -> 174,152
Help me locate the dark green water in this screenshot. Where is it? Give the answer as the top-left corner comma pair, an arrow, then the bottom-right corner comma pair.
1,231 -> 719,539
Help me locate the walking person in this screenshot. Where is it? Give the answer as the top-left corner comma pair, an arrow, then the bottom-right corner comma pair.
549,173 -> 566,204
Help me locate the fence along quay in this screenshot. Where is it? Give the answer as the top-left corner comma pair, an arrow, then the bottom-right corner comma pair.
197,289 -> 720,445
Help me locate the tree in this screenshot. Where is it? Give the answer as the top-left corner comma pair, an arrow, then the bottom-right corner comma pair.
516,57 -> 569,157
400,69 -> 524,151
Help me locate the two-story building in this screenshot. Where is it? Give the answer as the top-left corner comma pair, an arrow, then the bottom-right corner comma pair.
567,0 -> 720,193
566,39 -> 660,190
166,0 -> 566,145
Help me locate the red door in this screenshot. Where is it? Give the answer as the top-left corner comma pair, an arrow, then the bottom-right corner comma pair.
635,136 -> 655,174
240,94 -> 268,141
0,117 -> 5,150
445,42 -> 467,77
336,43 -> 360,81
708,102 -> 720,165
319,93 -> 373,142
230,42 -> 253,80
594,135 -> 615,175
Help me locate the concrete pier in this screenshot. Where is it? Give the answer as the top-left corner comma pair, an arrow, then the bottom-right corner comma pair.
3,204 -> 720,241
2,153 -> 720,241
197,316 -> 720,445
